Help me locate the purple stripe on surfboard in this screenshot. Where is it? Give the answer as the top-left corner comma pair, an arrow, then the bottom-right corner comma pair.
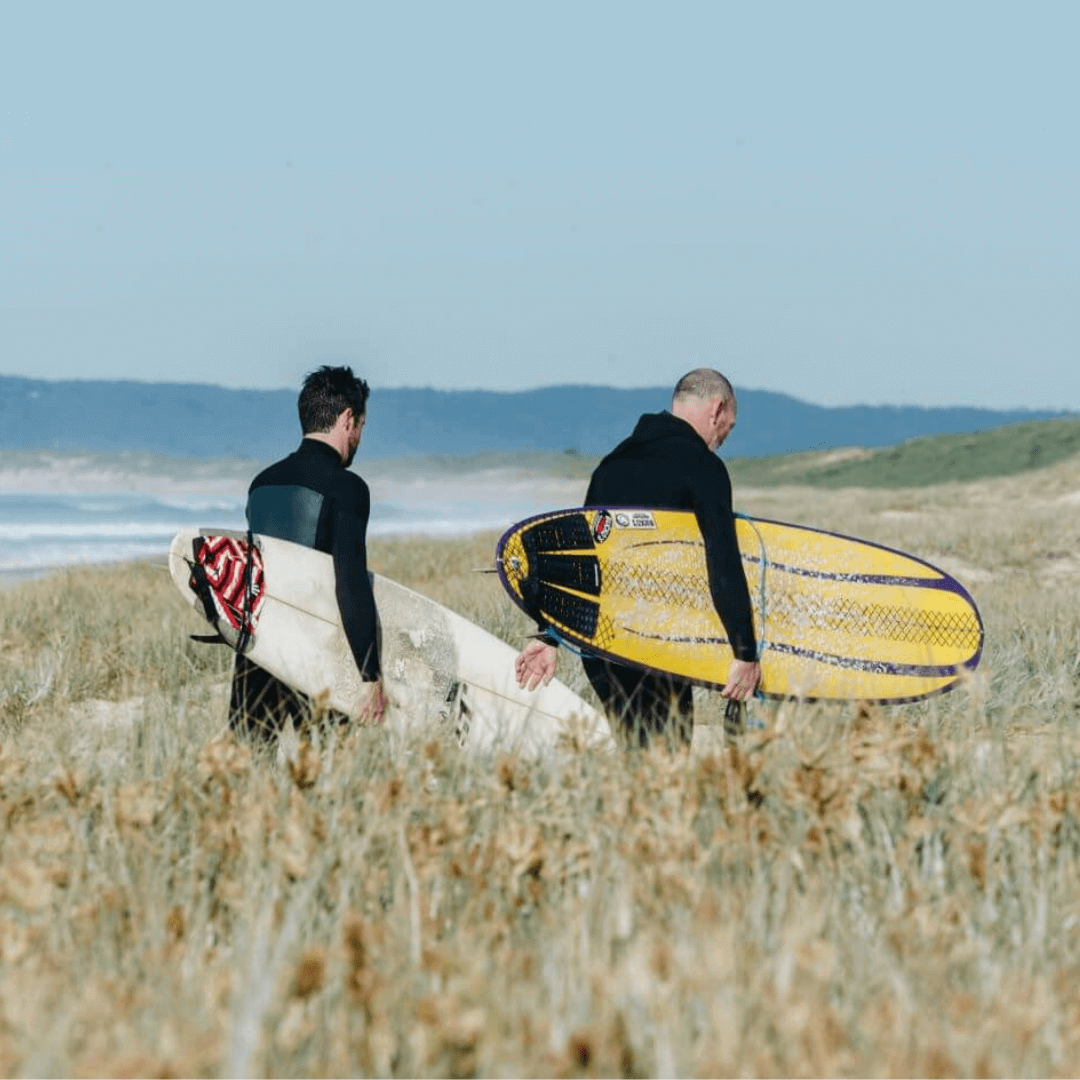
548,628 -> 971,704
621,626 -> 977,679
626,537 -> 961,590
735,512 -> 983,603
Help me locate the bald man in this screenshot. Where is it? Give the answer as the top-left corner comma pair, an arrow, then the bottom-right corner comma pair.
515,368 -> 760,749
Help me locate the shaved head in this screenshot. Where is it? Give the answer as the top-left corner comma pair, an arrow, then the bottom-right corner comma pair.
670,368 -> 738,451
671,368 -> 734,408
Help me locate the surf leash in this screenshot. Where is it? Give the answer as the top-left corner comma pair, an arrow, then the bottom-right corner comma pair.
734,512 -> 770,667
732,513 -> 770,723
529,626 -> 591,658
235,529 -> 257,656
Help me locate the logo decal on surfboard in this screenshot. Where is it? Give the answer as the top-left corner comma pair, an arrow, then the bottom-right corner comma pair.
592,511 -> 613,543
614,511 -> 657,530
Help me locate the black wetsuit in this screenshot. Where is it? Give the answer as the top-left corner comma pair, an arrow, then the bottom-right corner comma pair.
229,438 -> 379,741
581,411 -> 757,748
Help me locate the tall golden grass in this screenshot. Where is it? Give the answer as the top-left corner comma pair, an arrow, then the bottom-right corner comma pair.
1,456 -> 1079,1077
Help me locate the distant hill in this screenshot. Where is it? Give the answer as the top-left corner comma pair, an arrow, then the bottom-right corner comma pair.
728,417 -> 1080,488
0,375 -> 1071,461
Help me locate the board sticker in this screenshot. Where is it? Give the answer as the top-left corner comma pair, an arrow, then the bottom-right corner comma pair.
614,511 -> 657,530
592,510 -> 613,543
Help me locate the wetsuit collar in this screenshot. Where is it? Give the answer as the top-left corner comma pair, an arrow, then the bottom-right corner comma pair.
298,436 -> 346,464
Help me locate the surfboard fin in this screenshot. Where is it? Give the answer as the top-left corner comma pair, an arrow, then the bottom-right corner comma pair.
724,698 -> 767,741
723,699 -> 745,741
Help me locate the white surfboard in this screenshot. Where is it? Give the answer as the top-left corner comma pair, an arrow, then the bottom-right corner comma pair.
168,529 -> 612,757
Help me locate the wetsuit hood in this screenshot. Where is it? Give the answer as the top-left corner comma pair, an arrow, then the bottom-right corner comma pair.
627,410 -> 708,450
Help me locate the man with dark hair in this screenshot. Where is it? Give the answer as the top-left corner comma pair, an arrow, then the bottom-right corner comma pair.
515,367 -> 760,749
230,364 -> 385,741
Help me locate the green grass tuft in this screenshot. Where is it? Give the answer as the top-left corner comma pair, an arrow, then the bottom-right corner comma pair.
729,417 -> 1080,488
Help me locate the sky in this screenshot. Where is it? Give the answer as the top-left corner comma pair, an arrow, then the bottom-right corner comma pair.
1,1 -> 1077,409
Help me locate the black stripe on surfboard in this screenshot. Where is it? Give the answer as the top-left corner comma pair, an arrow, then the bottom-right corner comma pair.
534,552 -> 602,596
536,582 -> 600,639
524,513 -> 595,553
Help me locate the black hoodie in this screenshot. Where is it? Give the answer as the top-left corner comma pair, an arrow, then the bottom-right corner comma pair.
585,411 -> 757,662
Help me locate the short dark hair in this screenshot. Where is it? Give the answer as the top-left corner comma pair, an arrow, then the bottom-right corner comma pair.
297,365 -> 370,434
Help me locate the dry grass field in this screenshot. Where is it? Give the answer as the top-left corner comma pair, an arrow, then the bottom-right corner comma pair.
1,453 -> 1080,1077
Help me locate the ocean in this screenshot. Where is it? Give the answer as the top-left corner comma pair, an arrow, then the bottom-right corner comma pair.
0,484 -> 580,581
0,491 -> 247,579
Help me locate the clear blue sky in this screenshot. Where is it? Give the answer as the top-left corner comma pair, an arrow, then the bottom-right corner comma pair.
2,1 -> 1077,408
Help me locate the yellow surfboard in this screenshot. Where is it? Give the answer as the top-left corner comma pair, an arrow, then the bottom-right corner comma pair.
496,508 -> 984,702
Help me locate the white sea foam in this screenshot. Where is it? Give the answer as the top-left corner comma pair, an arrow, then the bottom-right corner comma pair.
369,514 -> 516,538
0,482 -> 579,576
0,522 -> 194,541
68,495 -> 245,514
142,496 -> 246,513
0,542 -> 169,572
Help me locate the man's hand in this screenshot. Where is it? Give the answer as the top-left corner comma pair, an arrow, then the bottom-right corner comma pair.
722,659 -> 761,701
515,641 -> 558,690
357,680 -> 388,724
